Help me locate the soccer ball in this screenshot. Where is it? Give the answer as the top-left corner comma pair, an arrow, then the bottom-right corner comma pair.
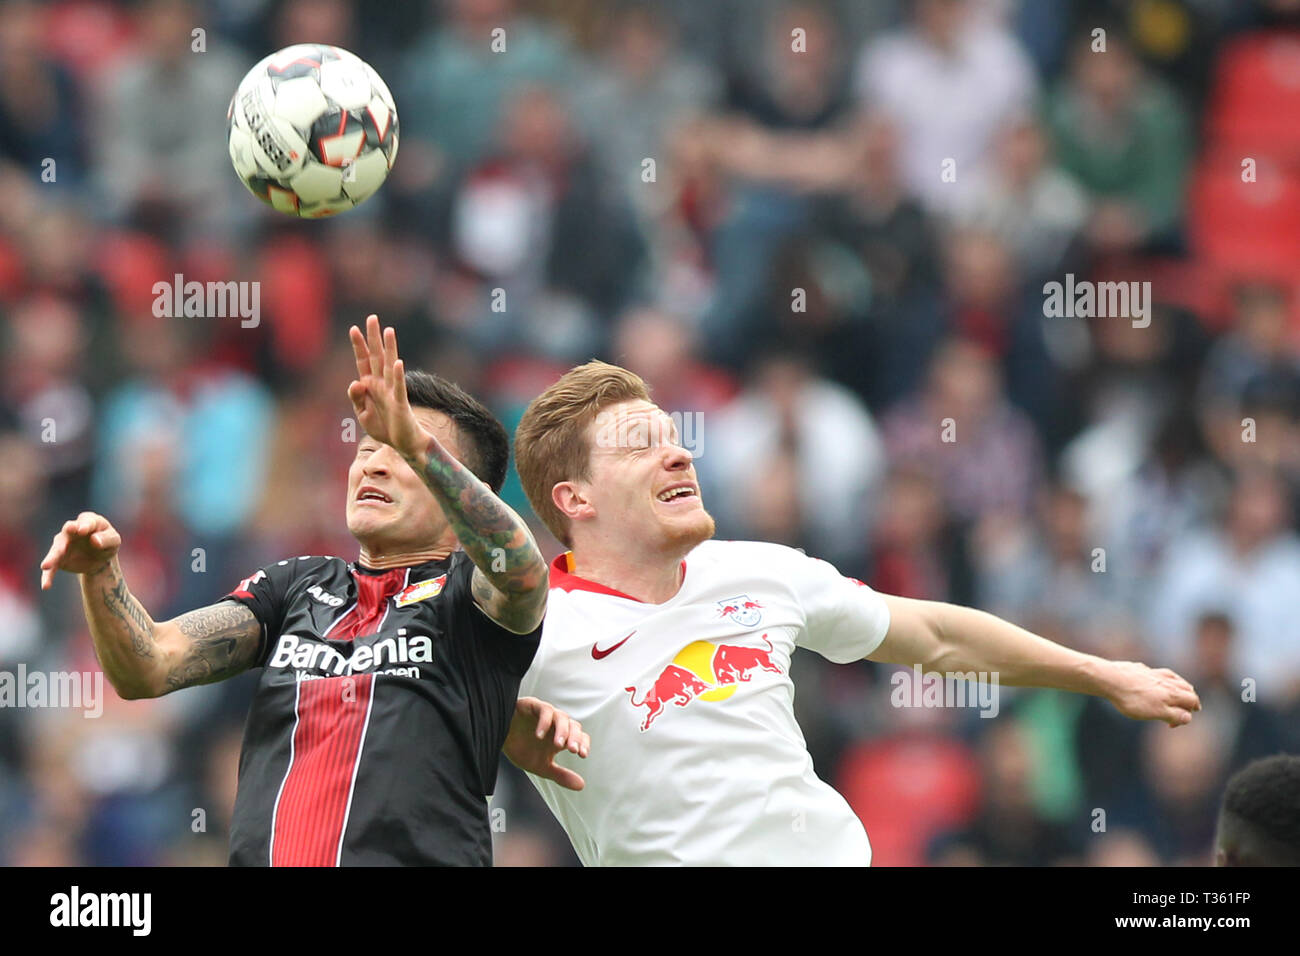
227,44 -> 398,218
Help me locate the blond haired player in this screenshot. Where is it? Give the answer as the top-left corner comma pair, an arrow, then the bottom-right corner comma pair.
511,360 -> 1202,865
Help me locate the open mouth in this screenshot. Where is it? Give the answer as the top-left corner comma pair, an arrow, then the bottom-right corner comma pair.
356,486 -> 394,505
656,483 -> 698,505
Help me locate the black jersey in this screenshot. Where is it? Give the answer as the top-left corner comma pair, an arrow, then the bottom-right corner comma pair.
221,551 -> 540,866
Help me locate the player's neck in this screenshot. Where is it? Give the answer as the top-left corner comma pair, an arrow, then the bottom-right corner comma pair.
569,545 -> 687,604
357,543 -> 455,571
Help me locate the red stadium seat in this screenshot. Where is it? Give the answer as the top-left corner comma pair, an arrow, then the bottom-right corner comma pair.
1207,31 -> 1300,165
836,734 -> 981,867
93,230 -> 173,319
1187,152 -> 1300,282
260,235 -> 333,373
0,235 -> 25,304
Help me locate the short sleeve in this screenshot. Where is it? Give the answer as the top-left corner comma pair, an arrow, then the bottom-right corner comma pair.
222,561 -> 299,667
443,554 -> 542,797
446,557 -> 543,679
786,550 -> 892,664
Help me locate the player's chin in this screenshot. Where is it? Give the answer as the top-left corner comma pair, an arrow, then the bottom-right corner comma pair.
346,507 -> 392,539
661,507 -> 715,548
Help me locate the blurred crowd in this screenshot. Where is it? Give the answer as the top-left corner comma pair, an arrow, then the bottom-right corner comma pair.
2,0 -> 1300,866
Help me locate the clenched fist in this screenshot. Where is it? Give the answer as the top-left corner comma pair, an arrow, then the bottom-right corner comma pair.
40,512 -> 121,589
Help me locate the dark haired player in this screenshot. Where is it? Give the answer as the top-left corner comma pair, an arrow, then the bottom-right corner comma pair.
39,315 -> 586,866
1215,754 -> 1300,866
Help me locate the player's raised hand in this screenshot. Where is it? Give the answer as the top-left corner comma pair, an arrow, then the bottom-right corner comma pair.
1105,661 -> 1202,728
39,512 -> 122,590
503,697 -> 590,791
347,314 -> 426,461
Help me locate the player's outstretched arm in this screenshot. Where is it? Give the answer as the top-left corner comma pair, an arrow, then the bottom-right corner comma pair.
40,512 -> 262,699
870,594 -> 1202,728
348,314 -> 547,635
503,697 -> 590,791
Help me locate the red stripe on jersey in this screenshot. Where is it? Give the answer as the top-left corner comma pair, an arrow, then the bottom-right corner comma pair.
270,674 -> 374,865
548,551 -> 687,602
329,567 -> 406,640
270,566 -> 406,866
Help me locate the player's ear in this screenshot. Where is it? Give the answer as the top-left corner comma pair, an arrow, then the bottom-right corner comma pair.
553,481 -> 595,523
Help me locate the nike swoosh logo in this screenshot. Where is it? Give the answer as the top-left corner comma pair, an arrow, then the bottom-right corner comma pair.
592,631 -> 635,660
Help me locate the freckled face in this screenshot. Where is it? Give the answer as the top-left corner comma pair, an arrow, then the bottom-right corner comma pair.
580,399 -> 714,552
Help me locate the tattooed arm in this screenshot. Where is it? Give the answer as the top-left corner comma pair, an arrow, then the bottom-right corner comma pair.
410,435 -> 547,634
87,563 -> 262,698
348,315 -> 548,634
41,512 -> 262,699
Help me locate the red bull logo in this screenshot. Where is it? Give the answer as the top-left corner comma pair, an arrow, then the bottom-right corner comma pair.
716,595 -> 764,627
625,636 -> 785,731
713,635 -> 781,685
625,665 -> 711,731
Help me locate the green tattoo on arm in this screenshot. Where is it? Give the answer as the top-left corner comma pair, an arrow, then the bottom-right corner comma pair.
410,437 -> 547,632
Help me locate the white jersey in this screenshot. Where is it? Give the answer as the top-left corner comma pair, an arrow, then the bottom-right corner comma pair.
517,539 -> 892,866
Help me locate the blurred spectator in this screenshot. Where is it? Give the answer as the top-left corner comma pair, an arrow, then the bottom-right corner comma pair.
245,341 -> 369,562
609,305 -> 738,416
1045,26 -> 1192,253
572,3 -> 721,209
820,114 -> 938,302
1146,468 -> 1300,701
691,2 -> 876,365
1,295 -> 96,520
15,635 -> 200,866
1130,715 -> 1228,865
1198,280 -> 1300,478
1086,410 -> 1226,593
0,0 -> 88,189
882,337 -> 1045,524
928,720 -> 1080,866
1060,300 -> 1209,500
951,114 -> 1090,280
974,480 -> 1132,653
1182,611 -> 1289,768
446,85 -> 646,358
868,465 -> 958,601
1084,827 -> 1161,866
271,0 -> 357,50
854,0 -> 1039,213
91,317 -> 274,547
325,220 -> 443,360
808,114 -> 942,406
725,1 -> 853,131
935,226 -> 1069,444
92,0 -> 250,242
399,0 -> 574,173
707,352 -> 885,569
0,433 -> 43,667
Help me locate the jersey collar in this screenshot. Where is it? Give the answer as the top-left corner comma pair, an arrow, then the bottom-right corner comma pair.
549,551 -> 687,603
352,554 -> 454,577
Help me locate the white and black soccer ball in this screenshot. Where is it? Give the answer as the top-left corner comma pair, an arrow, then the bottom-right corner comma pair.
227,44 -> 398,218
